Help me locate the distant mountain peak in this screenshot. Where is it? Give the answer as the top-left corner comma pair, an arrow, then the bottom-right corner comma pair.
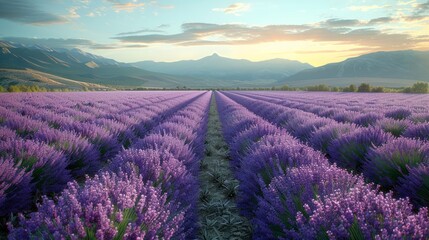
201,53 -> 224,61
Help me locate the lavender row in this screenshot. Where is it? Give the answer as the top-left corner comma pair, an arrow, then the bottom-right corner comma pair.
224,91 -> 429,207
239,91 -> 429,118
235,91 -> 429,140
8,91 -> 211,239
215,91 -> 429,239
0,91 -> 203,218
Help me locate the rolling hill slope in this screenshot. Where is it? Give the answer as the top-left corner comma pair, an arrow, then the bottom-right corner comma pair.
282,50 -> 429,87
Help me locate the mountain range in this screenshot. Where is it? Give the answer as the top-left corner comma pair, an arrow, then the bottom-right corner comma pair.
0,40 -> 198,89
1,39 -> 429,89
132,54 -> 312,82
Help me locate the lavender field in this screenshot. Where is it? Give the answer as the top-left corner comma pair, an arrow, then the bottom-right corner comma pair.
1,91 -> 429,239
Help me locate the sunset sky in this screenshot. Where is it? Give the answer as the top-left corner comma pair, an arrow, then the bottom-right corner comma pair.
0,0 -> 428,66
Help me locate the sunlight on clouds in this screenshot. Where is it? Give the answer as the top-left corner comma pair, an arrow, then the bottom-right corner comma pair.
67,7 -> 80,19
107,1 -> 145,12
348,5 -> 389,12
213,3 -> 250,15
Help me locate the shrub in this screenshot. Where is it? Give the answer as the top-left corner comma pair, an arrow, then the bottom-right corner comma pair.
230,122 -> 279,170
363,138 -> 429,188
253,164 -> 364,239
9,171 -> 184,239
133,133 -> 197,175
0,158 -> 33,216
328,127 -> 393,171
343,84 -> 356,92
291,117 -> 334,142
357,83 -> 371,92
236,135 -> 328,218
385,108 -> 412,120
397,163 -> 429,208
353,112 -> 384,127
0,139 -> 70,194
403,123 -> 429,141
299,183 -> 429,239
375,118 -> 410,137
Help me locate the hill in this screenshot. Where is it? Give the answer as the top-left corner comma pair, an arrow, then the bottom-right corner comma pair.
0,40 -> 199,89
282,50 -> 429,87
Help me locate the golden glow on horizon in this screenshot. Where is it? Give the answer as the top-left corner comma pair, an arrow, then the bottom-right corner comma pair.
95,41 -> 387,67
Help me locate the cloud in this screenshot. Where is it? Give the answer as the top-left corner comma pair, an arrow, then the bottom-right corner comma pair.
159,4 -> 174,9
112,22 -> 426,50
67,7 -> 80,19
293,47 -> 380,54
213,3 -> 250,15
321,19 -> 361,27
116,29 -> 165,36
1,37 -> 146,50
0,0 -> 68,25
348,5 -> 389,11
86,6 -> 108,17
415,0 -> 429,14
367,17 -> 394,25
107,0 -> 145,12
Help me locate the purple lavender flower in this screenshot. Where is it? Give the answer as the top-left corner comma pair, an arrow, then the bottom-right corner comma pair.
397,163 -> 429,208
331,110 -> 357,123
309,123 -> 357,153
222,117 -> 260,144
152,122 -> 197,146
65,122 -> 120,160
364,137 -> 429,188
0,138 -> 70,194
290,117 -> 334,142
385,108 -> 412,120
328,127 -> 393,171
236,134 -> 329,218
353,112 -> 384,127
109,148 -> 198,234
230,122 -> 279,170
0,158 -> 33,216
403,123 -> 429,141
133,133 -> 198,175
411,113 -> 429,123
0,127 -> 16,140
9,171 -> 184,239
253,164 -> 364,239
376,118 -> 411,137
33,127 -> 101,178
300,183 -> 429,239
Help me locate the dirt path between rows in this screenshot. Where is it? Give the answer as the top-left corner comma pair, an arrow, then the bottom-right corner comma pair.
197,94 -> 252,239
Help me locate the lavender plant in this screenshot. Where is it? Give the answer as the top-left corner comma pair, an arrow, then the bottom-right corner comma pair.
328,127 -> 393,171
364,137 -> 429,189
253,164 -> 364,239
8,171 -> 184,239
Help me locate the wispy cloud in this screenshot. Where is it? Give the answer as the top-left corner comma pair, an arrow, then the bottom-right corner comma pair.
67,7 -> 80,19
213,3 -> 250,15
86,7 -> 108,17
321,19 -> 361,27
116,28 -> 164,36
113,21 -> 426,51
348,5 -> 389,12
0,0 -> 68,25
107,0 -> 145,12
367,17 -> 394,25
415,0 -> 429,14
1,37 -> 146,50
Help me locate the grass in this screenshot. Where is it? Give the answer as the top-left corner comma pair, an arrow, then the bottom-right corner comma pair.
197,95 -> 252,239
